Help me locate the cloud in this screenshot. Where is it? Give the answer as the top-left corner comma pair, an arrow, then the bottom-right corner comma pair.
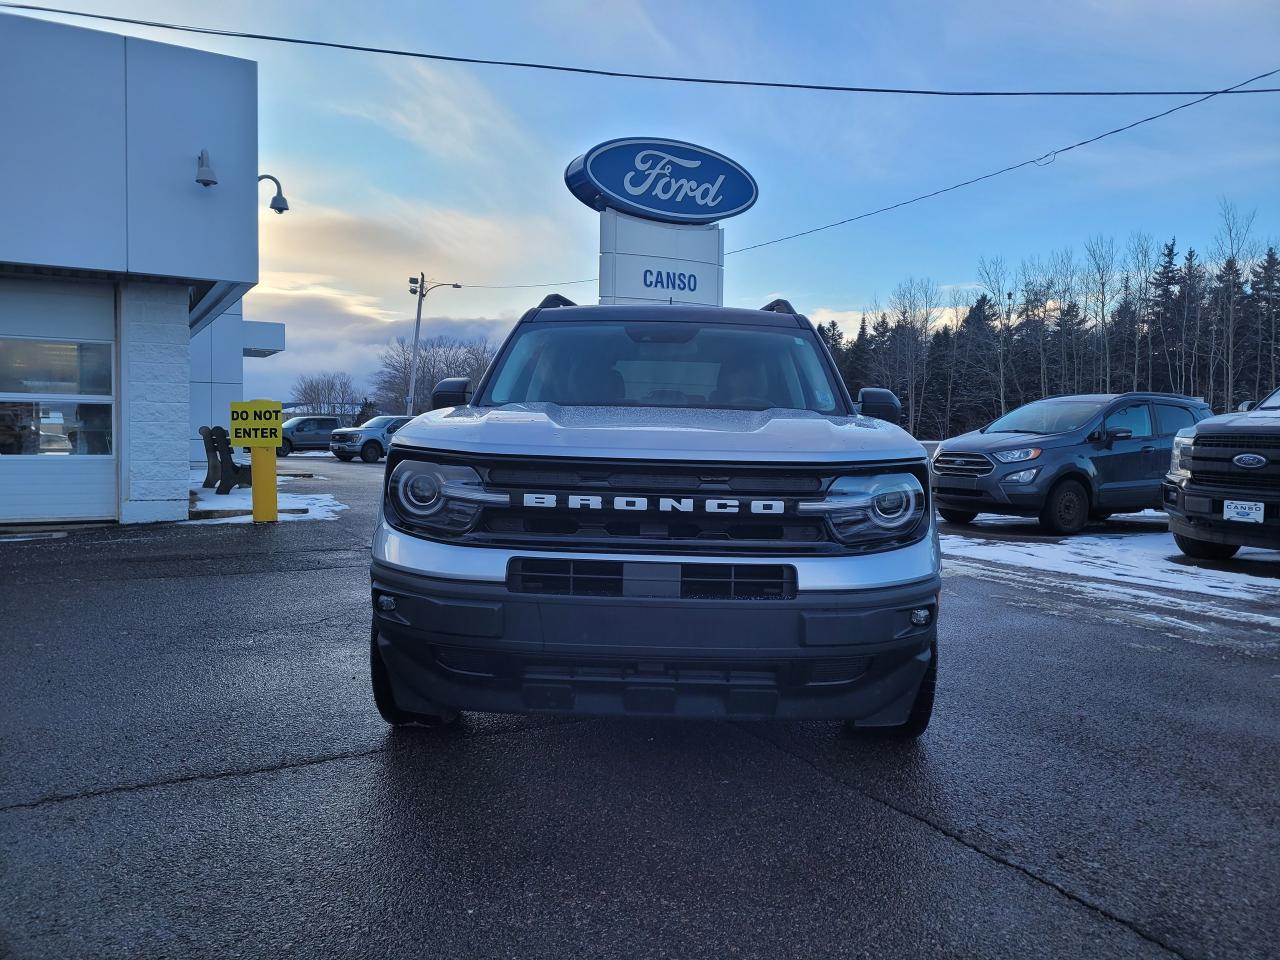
242,193 -> 591,399
341,61 -> 534,168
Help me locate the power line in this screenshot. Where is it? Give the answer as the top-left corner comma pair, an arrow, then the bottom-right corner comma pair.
727,64 -> 1280,255
3,3 -> 1279,98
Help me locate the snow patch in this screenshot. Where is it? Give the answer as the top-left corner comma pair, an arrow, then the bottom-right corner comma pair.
185,471 -> 348,524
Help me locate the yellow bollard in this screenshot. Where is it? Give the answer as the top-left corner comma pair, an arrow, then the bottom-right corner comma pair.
251,446 -> 278,522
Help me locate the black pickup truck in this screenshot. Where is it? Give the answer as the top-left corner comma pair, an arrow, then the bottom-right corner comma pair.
1163,385 -> 1280,559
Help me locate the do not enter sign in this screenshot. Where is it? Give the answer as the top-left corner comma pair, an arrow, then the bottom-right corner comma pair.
230,399 -> 283,447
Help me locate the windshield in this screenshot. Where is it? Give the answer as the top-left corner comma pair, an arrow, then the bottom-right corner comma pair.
1258,387 -> 1280,411
360,416 -> 396,428
478,320 -> 846,414
985,399 -> 1106,435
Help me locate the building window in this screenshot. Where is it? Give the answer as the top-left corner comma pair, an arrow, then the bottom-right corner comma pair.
0,338 -> 113,456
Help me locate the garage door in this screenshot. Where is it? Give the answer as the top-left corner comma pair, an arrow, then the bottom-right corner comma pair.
0,279 -> 117,522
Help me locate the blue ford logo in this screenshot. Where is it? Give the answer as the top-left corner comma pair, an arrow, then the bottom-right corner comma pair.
565,138 -> 758,225
1233,453 -> 1268,469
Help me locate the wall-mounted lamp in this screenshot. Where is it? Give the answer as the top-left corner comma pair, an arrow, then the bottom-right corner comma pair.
195,149 -> 218,187
257,174 -> 289,214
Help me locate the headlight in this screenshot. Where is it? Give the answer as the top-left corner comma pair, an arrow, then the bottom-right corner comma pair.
992,447 -> 1041,463
1170,431 -> 1194,478
798,472 -> 927,549
386,459 -> 509,537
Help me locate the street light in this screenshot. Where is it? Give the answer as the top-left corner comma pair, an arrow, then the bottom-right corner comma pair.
405,273 -> 463,415
257,174 -> 289,214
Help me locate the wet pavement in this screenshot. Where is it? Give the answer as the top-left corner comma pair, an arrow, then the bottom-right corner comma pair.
1,459 -> 1276,959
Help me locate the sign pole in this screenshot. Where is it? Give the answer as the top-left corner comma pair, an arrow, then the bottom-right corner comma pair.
251,446 -> 278,523
230,398 -> 283,524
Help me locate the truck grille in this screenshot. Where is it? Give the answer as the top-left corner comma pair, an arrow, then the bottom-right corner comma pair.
473,458 -> 872,554
1189,434 -> 1280,492
508,558 -> 797,600
931,451 -> 994,477
331,432 -> 358,443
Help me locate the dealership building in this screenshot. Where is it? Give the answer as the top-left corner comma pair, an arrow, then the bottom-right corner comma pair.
0,15 -> 283,524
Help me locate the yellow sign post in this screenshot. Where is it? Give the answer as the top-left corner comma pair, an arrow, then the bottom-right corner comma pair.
229,399 -> 283,523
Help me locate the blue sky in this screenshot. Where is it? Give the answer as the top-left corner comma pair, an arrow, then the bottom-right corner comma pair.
19,1 -> 1280,399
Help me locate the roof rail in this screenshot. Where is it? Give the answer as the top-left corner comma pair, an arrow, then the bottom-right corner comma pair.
537,294 -> 577,309
759,298 -> 797,315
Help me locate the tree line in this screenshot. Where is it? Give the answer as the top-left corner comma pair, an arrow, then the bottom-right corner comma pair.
817,202 -> 1278,439
291,335 -> 496,419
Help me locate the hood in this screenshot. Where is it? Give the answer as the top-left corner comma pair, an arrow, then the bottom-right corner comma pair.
1195,406 -> 1280,432
939,430 -> 1065,453
392,403 -> 925,463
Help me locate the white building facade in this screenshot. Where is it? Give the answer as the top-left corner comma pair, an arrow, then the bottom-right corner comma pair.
0,14 -> 282,524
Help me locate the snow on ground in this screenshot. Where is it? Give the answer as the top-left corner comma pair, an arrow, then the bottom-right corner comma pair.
286,451 -> 337,459
185,471 -> 348,524
941,520 -> 1280,647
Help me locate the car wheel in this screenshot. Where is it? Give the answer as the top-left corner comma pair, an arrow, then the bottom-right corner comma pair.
938,508 -> 978,525
1039,478 -> 1089,535
276,439 -> 292,457
369,625 -> 460,727
360,441 -> 383,463
1173,534 -> 1240,561
845,642 -> 936,741
335,453 -> 354,462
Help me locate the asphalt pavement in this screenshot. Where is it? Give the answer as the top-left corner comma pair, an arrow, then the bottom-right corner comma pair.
1,459 -> 1276,960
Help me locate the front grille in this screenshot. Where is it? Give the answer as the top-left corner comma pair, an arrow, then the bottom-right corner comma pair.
331,433 -> 357,443
484,511 -> 828,547
508,558 -> 797,600
1189,436 -> 1280,493
1192,434 -> 1280,450
932,451 -> 994,477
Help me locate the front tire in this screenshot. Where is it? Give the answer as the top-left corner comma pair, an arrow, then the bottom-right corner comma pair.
1173,534 -> 1240,560
845,642 -> 936,741
1039,478 -> 1089,535
360,441 -> 383,464
938,508 -> 978,525
277,439 -> 292,457
370,626 -> 460,728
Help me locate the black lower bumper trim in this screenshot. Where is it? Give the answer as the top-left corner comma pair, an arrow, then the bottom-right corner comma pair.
370,562 -> 939,721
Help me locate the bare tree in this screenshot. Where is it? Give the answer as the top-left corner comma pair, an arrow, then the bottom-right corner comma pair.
1124,232 -> 1155,391
977,256 -> 1012,413
1084,235 -> 1119,393
1214,200 -> 1258,407
372,335 -> 496,414
888,276 -> 941,435
291,371 -> 358,416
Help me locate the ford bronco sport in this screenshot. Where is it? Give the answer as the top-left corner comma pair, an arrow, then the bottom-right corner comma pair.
368,298 -> 941,739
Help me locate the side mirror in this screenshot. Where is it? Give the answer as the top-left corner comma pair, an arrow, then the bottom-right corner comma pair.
431,377 -> 472,410
857,387 -> 901,425
1238,400 -> 1254,412
1104,426 -> 1133,447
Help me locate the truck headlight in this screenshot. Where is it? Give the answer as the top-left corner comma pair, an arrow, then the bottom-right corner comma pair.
386,460 -> 509,536
992,447 -> 1041,463
1170,431 -> 1194,478
799,472 -> 927,549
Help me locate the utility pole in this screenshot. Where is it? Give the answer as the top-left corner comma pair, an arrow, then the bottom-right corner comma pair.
405,274 -> 462,415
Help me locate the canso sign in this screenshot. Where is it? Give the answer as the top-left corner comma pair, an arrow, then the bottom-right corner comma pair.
565,138 -> 757,225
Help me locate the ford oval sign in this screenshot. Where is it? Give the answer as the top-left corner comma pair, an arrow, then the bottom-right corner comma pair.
1233,453 -> 1268,469
565,138 -> 758,225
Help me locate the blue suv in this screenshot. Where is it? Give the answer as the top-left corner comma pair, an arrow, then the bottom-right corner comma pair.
330,415 -> 413,463
932,392 -> 1211,534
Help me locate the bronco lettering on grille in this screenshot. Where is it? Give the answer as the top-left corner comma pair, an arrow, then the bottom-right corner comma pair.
522,493 -> 785,515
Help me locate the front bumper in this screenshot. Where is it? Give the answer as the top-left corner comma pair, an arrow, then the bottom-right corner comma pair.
931,467 -> 1051,515
330,439 -> 365,453
370,524 -> 941,722
1162,478 -> 1280,550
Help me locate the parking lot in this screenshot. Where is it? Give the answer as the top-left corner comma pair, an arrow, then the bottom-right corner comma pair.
1,460 -> 1277,960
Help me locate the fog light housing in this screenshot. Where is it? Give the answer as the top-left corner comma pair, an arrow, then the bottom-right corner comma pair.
1002,468 -> 1039,484
376,594 -> 397,612
910,607 -> 932,626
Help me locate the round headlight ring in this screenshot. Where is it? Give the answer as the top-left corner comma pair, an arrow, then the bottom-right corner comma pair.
398,470 -> 442,515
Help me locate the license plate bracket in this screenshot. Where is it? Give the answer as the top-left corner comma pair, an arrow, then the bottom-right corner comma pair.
1223,499 -> 1264,524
